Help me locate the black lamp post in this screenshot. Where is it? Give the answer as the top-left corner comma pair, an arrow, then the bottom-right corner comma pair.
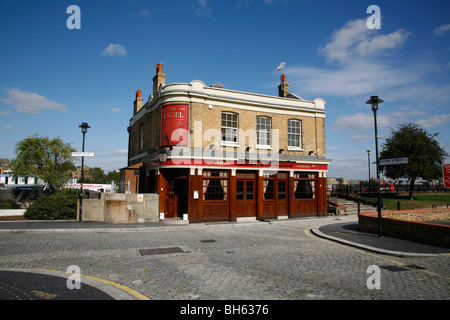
366,96 -> 383,237
78,122 -> 90,221
366,150 -> 371,192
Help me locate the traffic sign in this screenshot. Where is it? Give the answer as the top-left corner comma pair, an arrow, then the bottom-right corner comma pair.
443,164 -> 450,188
71,152 -> 95,157
379,157 -> 408,166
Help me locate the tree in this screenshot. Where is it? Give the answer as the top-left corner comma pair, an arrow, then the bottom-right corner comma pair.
104,170 -> 120,184
379,123 -> 448,199
84,167 -> 105,183
11,134 -> 76,190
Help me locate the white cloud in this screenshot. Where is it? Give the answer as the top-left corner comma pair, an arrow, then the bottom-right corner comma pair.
282,18 -> 417,99
352,134 -> 372,141
0,110 -> 12,116
434,24 -> 450,36
286,60 -> 418,97
102,44 -> 128,56
331,112 -> 392,131
139,9 -> 152,18
110,149 -> 128,156
193,0 -> 211,17
391,111 -> 426,117
1,87 -> 67,114
319,19 -> 410,63
111,108 -> 121,113
417,114 -> 450,128
130,8 -> 152,18
0,125 -> 14,132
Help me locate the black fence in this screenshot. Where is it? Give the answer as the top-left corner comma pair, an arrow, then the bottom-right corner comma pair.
329,182 -> 449,196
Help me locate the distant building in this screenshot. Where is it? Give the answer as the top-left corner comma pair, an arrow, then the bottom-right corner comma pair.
121,63 -> 331,223
0,158 -> 11,175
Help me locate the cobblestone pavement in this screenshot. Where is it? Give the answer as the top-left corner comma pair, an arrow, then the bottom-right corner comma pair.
0,216 -> 448,301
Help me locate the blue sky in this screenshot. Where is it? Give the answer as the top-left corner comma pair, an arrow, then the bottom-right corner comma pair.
0,0 -> 449,180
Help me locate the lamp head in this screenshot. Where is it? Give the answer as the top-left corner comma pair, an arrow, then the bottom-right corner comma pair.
366,96 -> 383,111
79,122 -> 90,133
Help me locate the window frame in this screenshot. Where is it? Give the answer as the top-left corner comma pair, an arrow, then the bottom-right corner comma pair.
256,116 -> 272,148
221,112 -> 239,146
287,119 -> 302,150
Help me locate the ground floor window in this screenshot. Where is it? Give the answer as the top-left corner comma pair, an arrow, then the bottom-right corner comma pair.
203,170 -> 228,200
293,172 -> 316,199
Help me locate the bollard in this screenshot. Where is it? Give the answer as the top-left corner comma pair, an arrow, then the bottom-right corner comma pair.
397,201 -> 400,210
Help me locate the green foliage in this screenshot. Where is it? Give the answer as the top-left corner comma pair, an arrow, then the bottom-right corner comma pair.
0,200 -> 21,209
380,123 -> 448,199
24,188 -> 81,220
104,170 -> 120,184
11,134 -> 76,190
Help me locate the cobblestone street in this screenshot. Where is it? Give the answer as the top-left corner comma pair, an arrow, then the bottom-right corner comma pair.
0,216 -> 448,301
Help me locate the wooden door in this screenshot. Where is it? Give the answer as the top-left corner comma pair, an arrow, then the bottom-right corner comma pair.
236,179 -> 256,217
277,179 -> 288,215
166,179 -> 177,218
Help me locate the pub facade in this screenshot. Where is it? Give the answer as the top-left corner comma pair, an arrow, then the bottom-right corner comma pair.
122,63 -> 331,223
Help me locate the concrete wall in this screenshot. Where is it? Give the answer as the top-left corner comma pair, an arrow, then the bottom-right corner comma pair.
78,193 -> 159,224
0,209 -> 26,217
358,209 -> 450,248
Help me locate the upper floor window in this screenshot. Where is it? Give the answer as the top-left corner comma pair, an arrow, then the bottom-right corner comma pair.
139,123 -> 144,150
257,116 -> 271,146
221,112 -> 238,144
288,119 -> 301,149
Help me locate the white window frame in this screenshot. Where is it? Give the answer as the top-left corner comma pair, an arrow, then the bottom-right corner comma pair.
287,119 -> 302,151
221,112 -> 239,146
256,116 -> 271,148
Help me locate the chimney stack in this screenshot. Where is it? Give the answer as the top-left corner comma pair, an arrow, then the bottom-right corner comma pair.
153,63 -> 166,96
133,89 -> 144,115
278,74 -> 289,97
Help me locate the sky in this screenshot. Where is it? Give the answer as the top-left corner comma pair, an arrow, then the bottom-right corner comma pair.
0,0 -> 449,180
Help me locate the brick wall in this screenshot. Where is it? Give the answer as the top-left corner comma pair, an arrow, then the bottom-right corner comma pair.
358,209 -> 450,248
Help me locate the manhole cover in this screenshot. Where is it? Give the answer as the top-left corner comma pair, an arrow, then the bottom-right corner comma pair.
200,239 -> 217,243
379,265 -> 409,272
139,247 -> 185,256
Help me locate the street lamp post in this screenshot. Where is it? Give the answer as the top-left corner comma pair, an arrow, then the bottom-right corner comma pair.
366,150 -> 371,192
78,122 -> 90,221
366,96 -> 383,237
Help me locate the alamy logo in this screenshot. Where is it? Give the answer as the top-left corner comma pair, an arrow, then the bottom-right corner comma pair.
66,265 -> 81,289
66,5 -> 81,30
366,265 -> 381,289
366,5 -> 381,30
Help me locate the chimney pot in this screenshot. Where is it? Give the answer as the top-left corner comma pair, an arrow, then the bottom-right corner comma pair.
278,74 -> 289,97
156,63 -> 163,73
136,89 -> 142,99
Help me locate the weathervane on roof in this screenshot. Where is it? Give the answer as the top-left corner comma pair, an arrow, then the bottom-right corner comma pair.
277,62 -> 286,73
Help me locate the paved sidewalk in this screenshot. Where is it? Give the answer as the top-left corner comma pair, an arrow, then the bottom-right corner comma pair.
1,217 -> 449,257
0,215 -> 448,302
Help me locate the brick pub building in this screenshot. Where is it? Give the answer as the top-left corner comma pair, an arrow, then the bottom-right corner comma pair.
121,63 -> 331,223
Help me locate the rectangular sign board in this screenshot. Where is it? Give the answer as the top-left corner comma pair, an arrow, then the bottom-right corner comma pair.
443,164 -> 450,189
71,152 -> 95,157
379,157 -> 408,166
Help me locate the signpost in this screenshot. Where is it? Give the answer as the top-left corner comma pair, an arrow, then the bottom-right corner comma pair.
443,164 -> 450,189
379,157 -> 408,166
71,152 -> 95,157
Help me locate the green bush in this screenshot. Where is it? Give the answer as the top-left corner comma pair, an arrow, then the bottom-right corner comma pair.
24,189 -> 81,220
0,200 -> 21,209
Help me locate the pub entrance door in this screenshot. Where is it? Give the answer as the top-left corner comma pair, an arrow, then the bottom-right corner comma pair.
236,172 -> 257,217
166,175 -> 188,219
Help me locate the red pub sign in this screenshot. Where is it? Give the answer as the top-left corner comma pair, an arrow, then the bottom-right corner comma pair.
443,164 -> 450,188
161,104 -> 188,146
